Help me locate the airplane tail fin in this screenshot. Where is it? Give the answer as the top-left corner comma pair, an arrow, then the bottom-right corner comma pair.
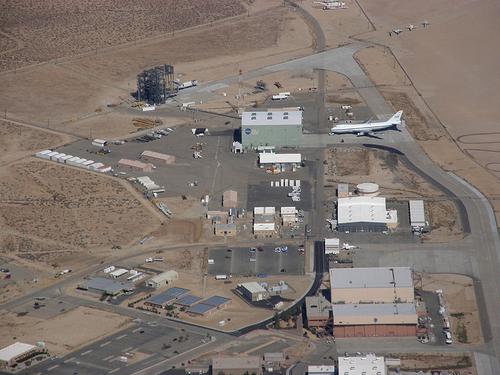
389,110 -> 403,124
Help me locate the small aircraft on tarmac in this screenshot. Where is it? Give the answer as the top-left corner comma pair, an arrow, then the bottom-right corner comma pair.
406,24 -> 416,31
421,20 -> 430,28
314,1 -> 348,10
329,110 -> 403,138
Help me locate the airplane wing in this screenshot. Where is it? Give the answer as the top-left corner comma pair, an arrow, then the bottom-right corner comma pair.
356,131 -> 382,139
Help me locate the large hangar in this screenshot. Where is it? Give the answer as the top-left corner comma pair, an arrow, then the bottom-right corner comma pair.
337,196 -> 388,232
241,109 -> 303,149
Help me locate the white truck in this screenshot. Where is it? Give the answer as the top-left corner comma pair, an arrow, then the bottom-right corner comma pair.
272,93 -> 290,101
215,274 -> 228,280
177,80 -> 198,90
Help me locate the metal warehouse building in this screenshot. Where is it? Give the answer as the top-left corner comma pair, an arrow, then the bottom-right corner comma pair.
409,199 -> 426,230
241,109 -> 303,149
337,196 -> 388,232
330,267 -> 414,304
330,267 -> 417,337
147,270 -> 179,288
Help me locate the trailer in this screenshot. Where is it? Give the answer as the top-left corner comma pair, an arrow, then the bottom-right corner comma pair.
92,139 -> 108,148
272,93 -> 289,101
176,80 -> 198,90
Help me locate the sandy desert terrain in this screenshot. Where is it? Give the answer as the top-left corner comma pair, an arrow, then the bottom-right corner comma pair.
0,1 -> 312,140
0,0 -> 246,71
0,159 -> 161,262
354,0 -> 500,221
0,120 -> 74,165
0,306 -> 132,355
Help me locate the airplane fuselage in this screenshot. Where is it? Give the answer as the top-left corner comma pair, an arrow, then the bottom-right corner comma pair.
329,111 -> 403,136
330,122 -> 398,134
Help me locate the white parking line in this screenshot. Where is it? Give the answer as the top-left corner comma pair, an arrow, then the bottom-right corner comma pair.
47,364 -> 59,371
122,346 -> 134,352
132,327 -> 142,333
103,355 -> 114,361
100,341 -> 111,347
64,357 -> 76,363
109,368 -> 120,374
115,334 -> 128,340
81,349 -> 93,356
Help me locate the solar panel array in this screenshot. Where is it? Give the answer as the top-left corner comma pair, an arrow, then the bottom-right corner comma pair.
146,287 -> 189,306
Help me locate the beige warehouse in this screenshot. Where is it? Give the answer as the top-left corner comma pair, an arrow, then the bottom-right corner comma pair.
140,150 -> 176,165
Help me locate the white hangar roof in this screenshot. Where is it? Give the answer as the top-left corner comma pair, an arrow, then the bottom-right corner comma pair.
242,110 -> 302,126
337,196 -> 387,224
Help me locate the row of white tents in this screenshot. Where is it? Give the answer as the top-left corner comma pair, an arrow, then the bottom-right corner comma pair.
35,150 -> 111,173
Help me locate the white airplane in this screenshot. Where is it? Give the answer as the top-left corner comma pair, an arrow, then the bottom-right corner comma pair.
422,20 -> 430,28
406,24 -> 416,31
314,1 -> 347,10
329,110 -> 403,137
342,243 -> 359,250
391,28 -> 403,36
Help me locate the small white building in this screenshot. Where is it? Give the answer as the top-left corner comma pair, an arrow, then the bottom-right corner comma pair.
409,200 -> 426,230
147,270 -> 179,288
253,222 -> 275,234
237,282 -> 269,302
324,238 -> 340,254
308,365 -> 336,375
254,207 -> 275,216
109,268 -> 128,278
281,206 -> 298,226
338,354 -> 387,375
258,153 -> 302,168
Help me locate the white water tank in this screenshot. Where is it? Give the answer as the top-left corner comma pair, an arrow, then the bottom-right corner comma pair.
356,182 -> 380,196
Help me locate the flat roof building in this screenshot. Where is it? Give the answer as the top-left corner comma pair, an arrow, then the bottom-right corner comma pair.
0,342 -> 46,368
308,365 -> 336,375
337,183 -> 349,198
140,150 -> 176,165
241,109 -> 302,150
212,355 -> 262,375
258,153 -> 302,166
236,282 -> 269,302
338,354 -> 387,375
330,267 -> 417,337
333,303 -> 417,325
330,267 -> 414,304
78,277 -> 135,296
147,270 -> 179,288
118,159 -> 154,172
223,190 -> 238,208
305,295 -> 331,328
324,238 -> 340,254
214,223 -> 237,237
337,196 -> 388,232
409,200 -> 426,230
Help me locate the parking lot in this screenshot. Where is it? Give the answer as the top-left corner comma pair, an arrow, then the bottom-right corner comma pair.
208,246 -> 305,276
55,121 -> 317,216
24,322 -> 207,375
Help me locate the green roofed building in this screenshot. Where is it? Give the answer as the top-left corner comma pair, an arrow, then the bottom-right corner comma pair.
241,109 -> 303,149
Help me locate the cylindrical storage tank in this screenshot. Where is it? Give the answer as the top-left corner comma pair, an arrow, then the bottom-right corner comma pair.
356,182 -> 380,196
